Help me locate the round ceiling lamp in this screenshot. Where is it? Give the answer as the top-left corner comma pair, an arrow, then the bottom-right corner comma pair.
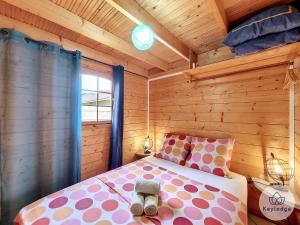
131,24 -> 154,51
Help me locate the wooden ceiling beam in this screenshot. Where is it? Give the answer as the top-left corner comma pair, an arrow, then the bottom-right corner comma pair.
2,0 -> 169,71
105,0 -> 193,62
207,0 -> 228,35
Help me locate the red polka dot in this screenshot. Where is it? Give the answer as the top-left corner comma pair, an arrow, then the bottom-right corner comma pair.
207,138 -> 216,143
173,217 -> 193,225
205,185 -> 220,192
192,198 -> 209,209
179,160 -> 185,166
191,163 -> 200,169
32,218 -> 50,225
143,174 -> 154,179
150,218 -> 162,225
179,135 -> 186,140
184,184 -> 198,193
123,183 -> 134,191
102,199 -> 118,211
165,146 -> 172,154
49,197 -> 68,208
166,133 -> 172,138
169,139 -> 175,145
184,143 -> 190,151
204,217 -> 222,225
157,206 -> 174,220
75,198 -> 93,210
143,166 -> 153,171
213,168 -> 225,177
186,153 -> 192,161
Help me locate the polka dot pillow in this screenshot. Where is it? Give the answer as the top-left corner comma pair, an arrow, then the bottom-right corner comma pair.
185,137 -> 235,177
155,133 -> 191,165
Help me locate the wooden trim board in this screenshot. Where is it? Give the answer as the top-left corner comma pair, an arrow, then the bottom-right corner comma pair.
150,42 -> 300,81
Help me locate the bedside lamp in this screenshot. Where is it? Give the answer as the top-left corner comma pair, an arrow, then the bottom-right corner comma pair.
266,153 -> 294,187
143,135 -> 153,154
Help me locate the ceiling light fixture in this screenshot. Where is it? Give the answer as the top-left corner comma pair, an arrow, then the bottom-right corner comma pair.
131,24 -> 154,51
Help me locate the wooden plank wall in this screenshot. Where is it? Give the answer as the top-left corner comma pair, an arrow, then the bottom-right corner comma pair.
150,65 -> 289,179
295,82 -> 300,197
123,72 -> 148,164
81,123 -> 112,180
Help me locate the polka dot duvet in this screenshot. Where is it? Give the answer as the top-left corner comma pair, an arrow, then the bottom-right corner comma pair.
15,158 -> 247,225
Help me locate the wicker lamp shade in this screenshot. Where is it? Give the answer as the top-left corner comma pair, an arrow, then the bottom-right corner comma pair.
266,153 -> 294,186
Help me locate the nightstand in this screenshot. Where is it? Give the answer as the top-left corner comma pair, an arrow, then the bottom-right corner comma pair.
248,178 -> 300,225
135,150 -> 153,159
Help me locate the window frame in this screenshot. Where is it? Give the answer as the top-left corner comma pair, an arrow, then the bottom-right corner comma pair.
81,73 -> 113,125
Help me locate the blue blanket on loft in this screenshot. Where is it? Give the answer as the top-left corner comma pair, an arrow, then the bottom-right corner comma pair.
223,5 -> 300,48
233,27 -> 300,56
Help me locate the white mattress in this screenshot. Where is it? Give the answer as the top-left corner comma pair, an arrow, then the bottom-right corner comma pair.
143,156 -> 248,204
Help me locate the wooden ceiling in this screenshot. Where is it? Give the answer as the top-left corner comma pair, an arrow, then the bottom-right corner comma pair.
0,0 -> 294,75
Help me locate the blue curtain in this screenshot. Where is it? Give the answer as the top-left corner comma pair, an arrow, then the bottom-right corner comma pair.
0,29 -> 82,224
109,65 -> 124,170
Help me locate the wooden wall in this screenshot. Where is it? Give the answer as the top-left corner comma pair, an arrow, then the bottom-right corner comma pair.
81,123 -> 112,180
123,72 -> 148,164
150,65 -> 289,179
295,82 -> 300,197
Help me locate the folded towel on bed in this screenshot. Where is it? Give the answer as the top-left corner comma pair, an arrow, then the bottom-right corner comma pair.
130,192 -> 145,216
135,179 -> 160,195
144,195 -> 158,216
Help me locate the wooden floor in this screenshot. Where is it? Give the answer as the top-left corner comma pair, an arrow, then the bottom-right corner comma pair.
248,214 -> 275,225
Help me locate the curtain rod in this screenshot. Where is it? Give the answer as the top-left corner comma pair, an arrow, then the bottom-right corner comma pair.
14,35 -> 148,79
82,56 -> 148,79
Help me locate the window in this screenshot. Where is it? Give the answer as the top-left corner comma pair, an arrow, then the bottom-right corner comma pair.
82,74 -> 112,122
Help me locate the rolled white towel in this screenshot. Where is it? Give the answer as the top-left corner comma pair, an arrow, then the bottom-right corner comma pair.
144,195 -> 158,216
135,179 -> 160,195
130,192 -> 145,216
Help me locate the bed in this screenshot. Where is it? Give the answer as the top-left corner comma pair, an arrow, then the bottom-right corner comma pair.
15,156 -> 248,225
